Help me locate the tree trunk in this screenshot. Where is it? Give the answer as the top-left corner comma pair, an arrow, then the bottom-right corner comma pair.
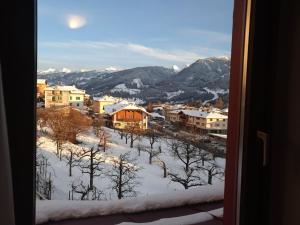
118,164 -> 123,199
89,152 -> 93,189
208,170 -> 212,185
149,154 -> 152,164
69,151 -> 73,176
56,141 -> 59,155
130,139 -> 134,148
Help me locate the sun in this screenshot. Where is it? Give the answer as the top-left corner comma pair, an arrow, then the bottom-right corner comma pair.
66,14 -> 87,29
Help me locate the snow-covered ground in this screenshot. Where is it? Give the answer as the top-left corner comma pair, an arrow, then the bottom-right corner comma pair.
37,127 -> 224,200
111,83 -> 141,95
165,90 -> 185,99
36,125 -> 225,223
203,87 -> 229,104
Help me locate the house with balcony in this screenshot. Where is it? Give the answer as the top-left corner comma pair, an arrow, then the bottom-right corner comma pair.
44,85 -> 85,108
166,109 -> 228,134
104,103 -> 150,130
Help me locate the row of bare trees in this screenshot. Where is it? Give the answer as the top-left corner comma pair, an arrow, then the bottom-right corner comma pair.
167,138 -> 224,189
116,125 -> 224,189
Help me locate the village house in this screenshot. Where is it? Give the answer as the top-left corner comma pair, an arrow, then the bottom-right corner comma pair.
167,109 -> 228,134
92,95 -> 122,114
44,85 -> 85,108
104,103 -> 150,130
37,79 -> 48,98
165,109 -> 181,123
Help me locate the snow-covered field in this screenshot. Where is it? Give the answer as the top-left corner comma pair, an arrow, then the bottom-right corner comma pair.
111,83 -> 141,95
203,87 -> 229,104
37,127 -> 225,201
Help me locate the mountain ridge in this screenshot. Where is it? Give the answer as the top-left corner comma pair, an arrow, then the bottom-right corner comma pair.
38,57 -> 230,104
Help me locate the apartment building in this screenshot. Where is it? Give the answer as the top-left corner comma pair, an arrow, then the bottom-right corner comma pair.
44,85 -> 85,108
167,109 -> 228,134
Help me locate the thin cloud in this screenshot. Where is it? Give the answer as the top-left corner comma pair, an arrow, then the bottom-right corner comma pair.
179,28 -> 232,44
39,41 -> 203,63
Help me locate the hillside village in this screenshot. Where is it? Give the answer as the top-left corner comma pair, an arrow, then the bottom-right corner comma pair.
36,79 -> 228,201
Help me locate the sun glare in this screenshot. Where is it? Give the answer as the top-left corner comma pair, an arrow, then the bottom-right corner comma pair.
66,14 -> 87,29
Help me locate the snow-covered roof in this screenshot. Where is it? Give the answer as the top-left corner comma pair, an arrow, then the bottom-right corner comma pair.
93,95 -> 121,102
150,112 -> 165,119
221,108 -> 229,113
104,103 -> 129,115
45,85 -> 85,94
208,133 -> 227,139
37,79 -> 47,84
105,104 -> 149,116
180,110 -> 228,119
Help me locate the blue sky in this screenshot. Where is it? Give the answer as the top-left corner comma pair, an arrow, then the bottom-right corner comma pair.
38,0 -> 233,71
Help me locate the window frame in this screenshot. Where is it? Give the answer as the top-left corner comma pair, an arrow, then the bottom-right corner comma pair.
0,0 -> 252,224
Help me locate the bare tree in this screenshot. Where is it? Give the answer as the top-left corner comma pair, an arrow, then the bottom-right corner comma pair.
64,108 -> 92,144
118,130 -> 124,140
71,181 -> 104,200
97,128 -> 111,152
36,154 -> 54,199
71,181 -> 90,200
136,143 -> 143,156
197,162 -> 224,185
79,146 -> 105,190
44,108 -> 68,157
155,158 -> 167,178
125,125 -> 141,148
145,128 -> 160,149
107,152 -> 140,199
39,107 -> 91,159
168,138 -> 202,172
169,167 -> 204,189
199,149 -> 210,166
63,145 -> 81,177
142,146 -> 160,164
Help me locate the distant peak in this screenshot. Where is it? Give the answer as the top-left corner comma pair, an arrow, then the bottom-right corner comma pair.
38,68 -> 57,74
104,66 -> 119,72
61,67 -> 72,73
172,65 -> 180,72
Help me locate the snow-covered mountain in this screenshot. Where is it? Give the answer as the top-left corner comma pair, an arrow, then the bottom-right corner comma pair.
38,57 -> 230,104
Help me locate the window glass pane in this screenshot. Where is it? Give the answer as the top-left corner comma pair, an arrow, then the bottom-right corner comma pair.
36,0 -> 233,223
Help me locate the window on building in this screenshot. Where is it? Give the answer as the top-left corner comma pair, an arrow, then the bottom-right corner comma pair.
76,97 -> 80,100
70,96 -> 72,100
